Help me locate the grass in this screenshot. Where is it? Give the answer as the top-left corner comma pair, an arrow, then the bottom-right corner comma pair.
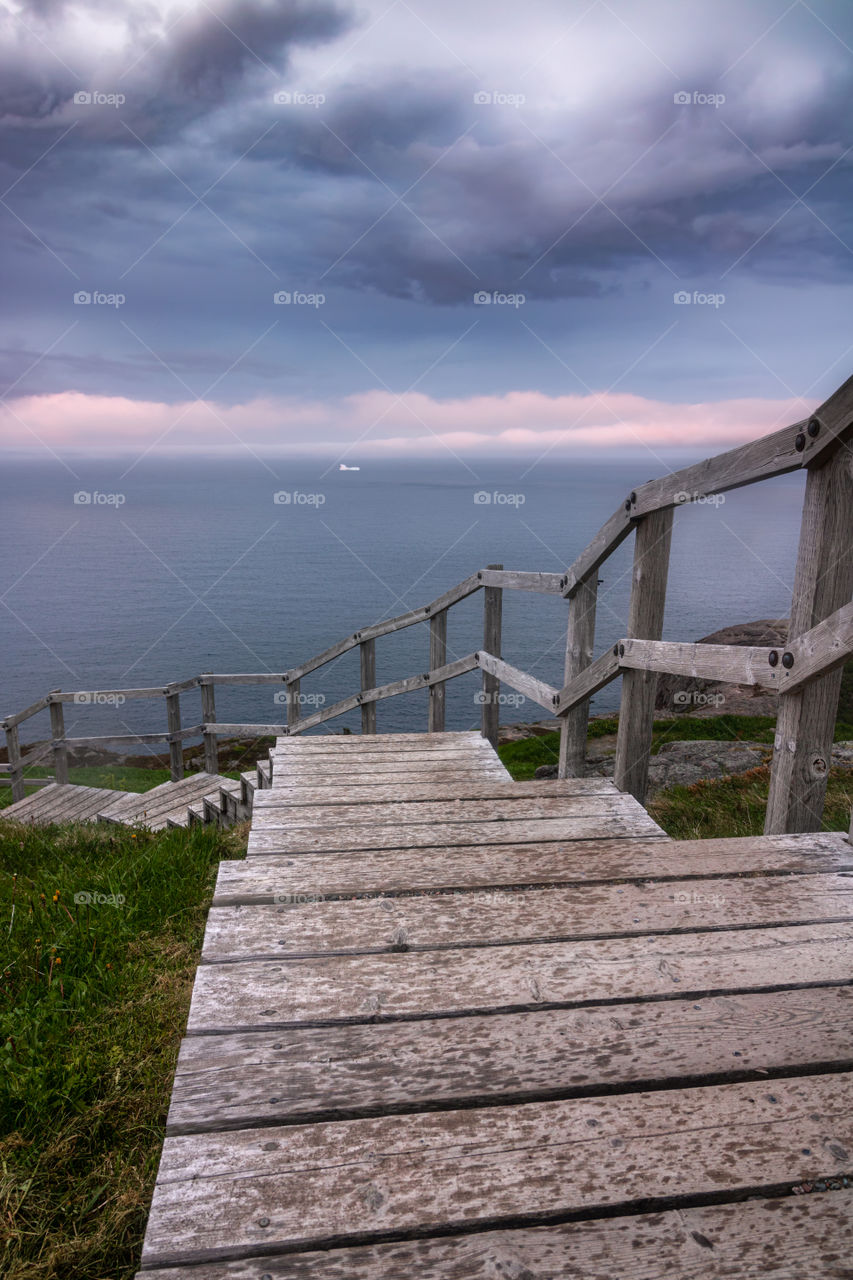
498,712 -> 853,781
649,766 -> 853,839
0,818 -> 248,1278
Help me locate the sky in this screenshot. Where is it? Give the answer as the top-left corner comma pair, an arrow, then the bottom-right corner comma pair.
2,0 -> 853,463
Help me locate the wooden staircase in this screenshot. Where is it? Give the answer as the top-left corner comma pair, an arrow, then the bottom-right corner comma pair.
137,730 -> 853,1277
0,757 -> 273,830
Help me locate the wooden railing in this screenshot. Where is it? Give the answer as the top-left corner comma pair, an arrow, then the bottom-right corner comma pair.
3,374 -> 852,834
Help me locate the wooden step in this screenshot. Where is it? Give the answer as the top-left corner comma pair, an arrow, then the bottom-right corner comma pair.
167,984 -> 853,1135
2,783 -> 128,825
255,777 -> 618,807
247,808 -> 665,855
140,1072 -> 853,1268
200,872 -> 853,964
214,833 -> 851,904
135,1189 -> 853,1280
186,921 -> 853,1033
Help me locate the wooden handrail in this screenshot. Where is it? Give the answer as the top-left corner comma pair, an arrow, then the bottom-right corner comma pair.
3,379 -> 851,822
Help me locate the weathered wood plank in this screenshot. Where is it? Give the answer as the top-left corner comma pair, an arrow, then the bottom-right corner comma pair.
266,768 -> 511,789
251,795 -> 643,831
619,638 -> 779,688
168,985 -> 853,1133
428,610 -> 448,733
614,508 -> 674,804
213,833 -> 851,903
284,577 -> 482,683
200,676 -> 219,775
783,599 -> 853,692
478,569 -> 565,594
201,873 -> 853,962
275,732 -> 483,747
48,692 -> 69,785
559,571 -> 597,777
141,1072 -> 853,1266
272,733 -> 490,754
766,446 -> 853,832
290,658 -> 479,735
246,811 -> 664,854
135,1190 -> 853,1280
480,564 -> 502,747
360,639 -> 376,735
554,646 -> 621,712
1,695 -> 50,728
475,652 -> 558,713
254,779 -> 618,807
186,921 -> 853,1031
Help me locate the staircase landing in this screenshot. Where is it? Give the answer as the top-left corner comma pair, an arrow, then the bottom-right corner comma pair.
137,730 -> 853,1276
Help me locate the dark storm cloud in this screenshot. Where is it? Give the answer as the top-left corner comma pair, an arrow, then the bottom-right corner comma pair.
0,0 -> 352,129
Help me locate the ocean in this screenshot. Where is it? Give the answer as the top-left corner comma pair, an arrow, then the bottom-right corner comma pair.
0,455 -> 804,747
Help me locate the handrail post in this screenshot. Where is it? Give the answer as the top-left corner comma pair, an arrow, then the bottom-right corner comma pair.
360,639 -> 376,735
613,509 -> 674,803
765,445 -> 853,833
48,690 -> 69,785
5,722 -> 24,803
481,563 -> 503,747
558,573 -> 598,777
165,689 -> 184,781
286,677 -> 301,735
428,608 -> 448,733
200,674 -> 218,775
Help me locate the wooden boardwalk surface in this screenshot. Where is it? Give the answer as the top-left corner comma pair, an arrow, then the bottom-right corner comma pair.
138,731 -> 853,1278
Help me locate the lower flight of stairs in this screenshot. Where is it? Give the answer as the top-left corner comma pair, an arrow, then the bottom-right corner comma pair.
0,756 -> 273,830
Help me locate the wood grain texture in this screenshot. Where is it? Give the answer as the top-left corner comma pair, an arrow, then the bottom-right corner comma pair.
141,1072 -> 853,1267
476,651 -> 558,713
428,609 -> 447,733
136,1190 -> 853,1280
620,639 -> 779,688
246,811 -> 664,855
253,778 -> 618,807
250,794 -> 644,831
766,447 -> 853,833
186,921 -> 853,1031
481,564 -> 502,748
559,572 -> 597,778
200,873 -> 853,962
168,985 -> 853,1133
213,833 -> 851,903
614,508 -> 674,804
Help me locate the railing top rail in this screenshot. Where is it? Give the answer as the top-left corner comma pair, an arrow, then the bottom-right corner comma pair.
561,374 -> 853,596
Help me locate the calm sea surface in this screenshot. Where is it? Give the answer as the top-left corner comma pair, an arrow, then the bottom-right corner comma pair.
0,456 -> 805,747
